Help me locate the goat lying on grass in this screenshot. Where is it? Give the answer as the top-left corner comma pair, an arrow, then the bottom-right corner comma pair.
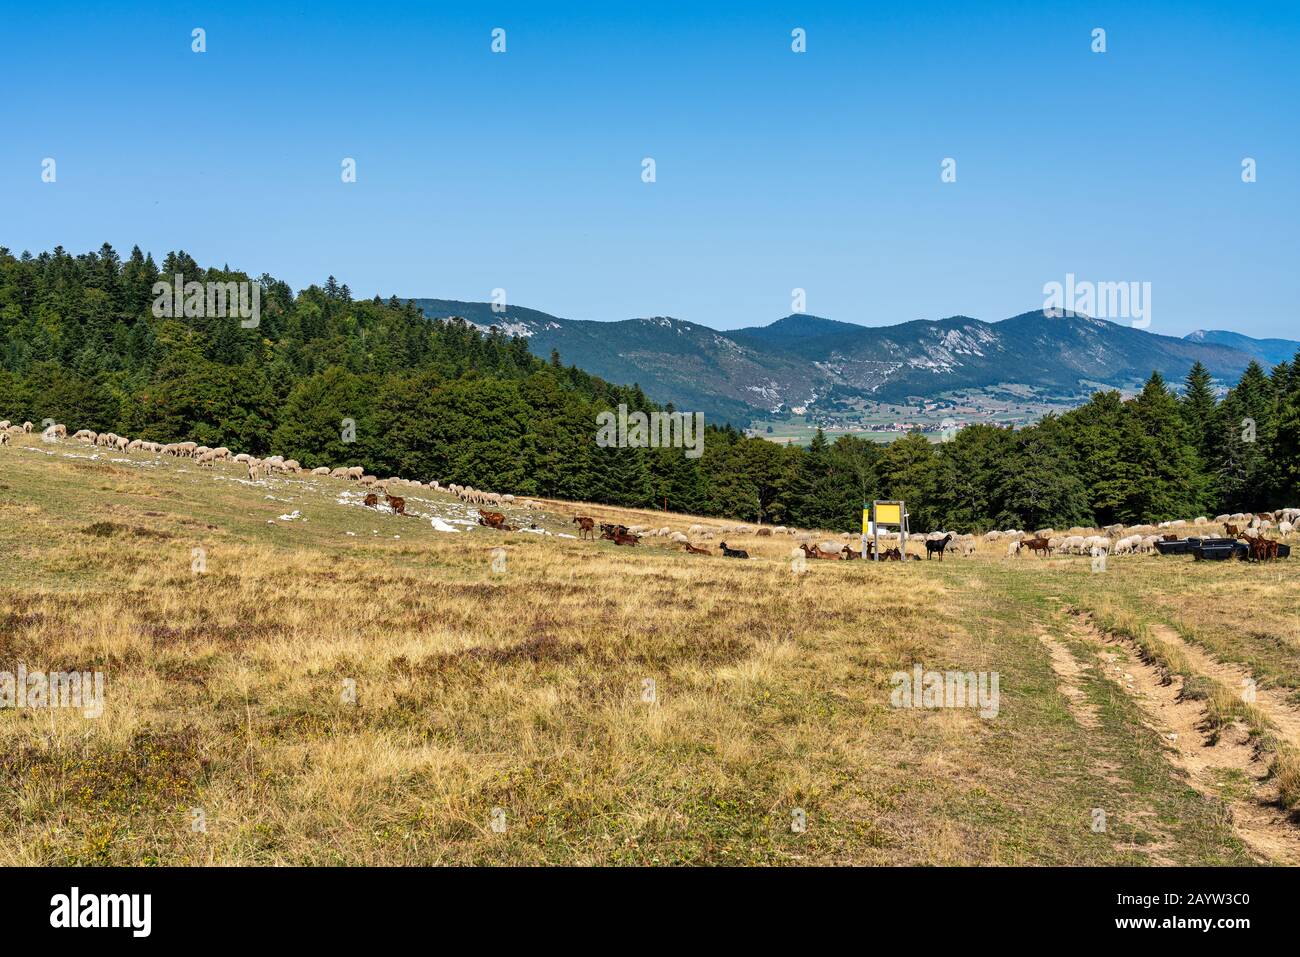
799,543 -> 841,560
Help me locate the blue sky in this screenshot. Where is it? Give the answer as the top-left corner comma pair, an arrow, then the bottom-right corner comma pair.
2,1 -> 1297,338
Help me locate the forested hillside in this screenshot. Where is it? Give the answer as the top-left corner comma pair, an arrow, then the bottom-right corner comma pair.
2,245 -> 1297,531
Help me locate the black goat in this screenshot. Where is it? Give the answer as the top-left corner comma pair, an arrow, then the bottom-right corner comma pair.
925,534 -> 952,560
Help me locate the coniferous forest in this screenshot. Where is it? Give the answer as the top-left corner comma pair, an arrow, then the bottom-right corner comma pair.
2,244 -> 1297,532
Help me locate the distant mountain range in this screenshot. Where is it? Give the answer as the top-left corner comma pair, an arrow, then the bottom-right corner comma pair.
1184,329 -> 1300,367
408,298 -> 1299,426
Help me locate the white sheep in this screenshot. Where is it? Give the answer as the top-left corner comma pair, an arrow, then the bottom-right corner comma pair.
1059,535 -> 1086,554
1112,535 -> 1138,555
1085,535 -> 1111,553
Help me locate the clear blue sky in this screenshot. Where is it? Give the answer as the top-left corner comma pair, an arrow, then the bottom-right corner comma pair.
3,1 -> 1297,339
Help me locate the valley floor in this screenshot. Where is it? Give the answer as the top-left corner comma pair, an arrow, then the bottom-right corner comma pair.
1,435 -> 1297,865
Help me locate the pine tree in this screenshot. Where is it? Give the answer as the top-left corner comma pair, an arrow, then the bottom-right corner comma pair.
1180,361 -> 1218,464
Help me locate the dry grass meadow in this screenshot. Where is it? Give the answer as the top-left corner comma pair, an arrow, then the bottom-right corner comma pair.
2,433 -> 1299,865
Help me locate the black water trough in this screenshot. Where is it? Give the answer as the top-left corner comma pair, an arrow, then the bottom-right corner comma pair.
1154,537 -> 1206,556
1155,537 -> 1290,560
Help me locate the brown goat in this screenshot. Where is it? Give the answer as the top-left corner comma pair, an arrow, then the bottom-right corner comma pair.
799,543 -> 841,560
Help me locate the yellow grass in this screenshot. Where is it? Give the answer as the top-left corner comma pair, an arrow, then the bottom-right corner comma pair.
0,434 -> 1293,864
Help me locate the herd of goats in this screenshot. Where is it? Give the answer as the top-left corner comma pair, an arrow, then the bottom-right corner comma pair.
5,419 -> 1298,564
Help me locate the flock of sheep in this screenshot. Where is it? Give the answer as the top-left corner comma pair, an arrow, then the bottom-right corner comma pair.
0,420 -> 35,444
9,419 -> 1299,563
12,419 -> 550,513
989,511 -> 1298,558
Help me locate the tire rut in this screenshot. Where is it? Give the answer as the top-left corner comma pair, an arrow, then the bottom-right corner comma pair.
1059,610 -> 1300,865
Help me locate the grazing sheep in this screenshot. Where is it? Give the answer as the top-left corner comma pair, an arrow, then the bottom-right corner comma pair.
0,421 -> 9,430
1084,535 -> 1111,554
43,423 -> 67,439
1113,535 -> 1138,555
1059,535 -> 1086,555
311,466 -> 330,476
1006,540 -> 1021,558
345,466 -> 364,480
